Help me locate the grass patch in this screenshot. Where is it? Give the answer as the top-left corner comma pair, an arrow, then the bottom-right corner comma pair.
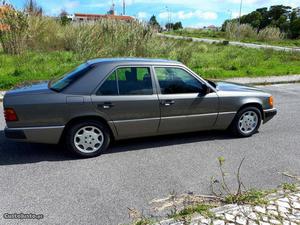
0,51 -> 82,90
170,203 -> 215,220
1,41 -> 300,90
1,15 -> 300,90
282,183 -> 297,192
224,189 -> 270,205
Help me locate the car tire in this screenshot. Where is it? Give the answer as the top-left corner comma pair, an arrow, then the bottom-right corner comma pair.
230,106 -> 262,137
66,120 -> 110,158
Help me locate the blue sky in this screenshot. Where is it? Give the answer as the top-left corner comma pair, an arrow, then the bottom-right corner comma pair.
8,0 -> 300,27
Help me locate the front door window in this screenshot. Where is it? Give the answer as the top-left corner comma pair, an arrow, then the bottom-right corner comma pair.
155,67 -> 205,94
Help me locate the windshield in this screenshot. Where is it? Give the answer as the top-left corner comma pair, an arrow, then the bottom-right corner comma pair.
49,63 -> 94,92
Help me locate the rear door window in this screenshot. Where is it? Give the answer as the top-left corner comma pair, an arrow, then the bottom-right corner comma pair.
96,71 -> 118,95
97,67 -> 153,95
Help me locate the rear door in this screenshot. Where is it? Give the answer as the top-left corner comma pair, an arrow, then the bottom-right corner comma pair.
91,66 -> 160,139
154,66 -> 219,134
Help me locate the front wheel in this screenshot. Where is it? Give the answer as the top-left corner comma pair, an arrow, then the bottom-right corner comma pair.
230,106 -> 262,137
66,120 -> 110,158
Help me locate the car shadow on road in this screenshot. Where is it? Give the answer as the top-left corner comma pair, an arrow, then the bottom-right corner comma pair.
0,130 -> 234,166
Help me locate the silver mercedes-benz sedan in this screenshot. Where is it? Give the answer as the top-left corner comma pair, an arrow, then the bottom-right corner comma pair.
3,58 -> 277,157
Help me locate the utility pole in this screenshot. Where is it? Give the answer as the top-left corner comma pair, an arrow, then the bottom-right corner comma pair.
238,0 -> 243,40
238,0 -> 243,25
165,6 -> 171,31
110,0 -> 115,15
123,0 -> 125,15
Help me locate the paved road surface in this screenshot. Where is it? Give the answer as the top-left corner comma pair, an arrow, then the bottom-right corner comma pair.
0,84 -> 299,225
160,33 -> 300,52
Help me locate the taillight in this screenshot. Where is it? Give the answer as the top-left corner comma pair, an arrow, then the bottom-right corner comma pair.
269,96 -> 274,108
4,108 -> 18,122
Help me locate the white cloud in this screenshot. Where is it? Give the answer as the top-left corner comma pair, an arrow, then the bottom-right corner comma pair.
64,0 -> 80,10
137,11 -> 148,19
84,3 -> 107,8
159,10 -> 218,21
231,11 -> 247,18
125,0 -> 300,14
195,11 -> 218,20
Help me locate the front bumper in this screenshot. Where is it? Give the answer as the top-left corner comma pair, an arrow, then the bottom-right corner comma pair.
263,108 -> 277,124
4,126 -> 65,144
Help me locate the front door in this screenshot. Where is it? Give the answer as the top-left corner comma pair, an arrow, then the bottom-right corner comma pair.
154,66 -> 219,134
91,66 -> 160,139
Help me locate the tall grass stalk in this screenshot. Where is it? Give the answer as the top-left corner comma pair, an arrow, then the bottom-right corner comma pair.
225,22 -> 284,42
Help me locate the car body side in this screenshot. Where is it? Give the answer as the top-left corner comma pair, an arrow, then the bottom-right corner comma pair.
3,59 -> 275,144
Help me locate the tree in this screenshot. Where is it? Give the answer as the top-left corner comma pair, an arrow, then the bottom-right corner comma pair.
222,4 -> 300,39
24,0 -> 43,16
268,5 -> 291,21
173,22 -> 183,30
256,7 -> 269,30
290,18 -> 300,38
165,22 -> 173,30
165,21 -> 182,30
60,9 -> 70,26
149,15 -> 160,29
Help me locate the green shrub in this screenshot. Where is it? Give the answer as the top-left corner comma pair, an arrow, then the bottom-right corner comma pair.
258,27 -> 284,41
0,8 -> 28,54
26,16 -> 65,51
225,22 -> 257,40
225,22 -> 284,42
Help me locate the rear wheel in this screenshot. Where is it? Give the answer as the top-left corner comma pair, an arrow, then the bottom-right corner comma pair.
66,120 -> 110,158
230,106 -> 262,137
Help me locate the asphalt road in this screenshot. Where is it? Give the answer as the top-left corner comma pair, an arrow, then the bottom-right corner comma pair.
160,33 -> 300,52
0,84 -> 299,225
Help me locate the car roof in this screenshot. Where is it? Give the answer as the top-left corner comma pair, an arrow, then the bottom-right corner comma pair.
87,58 -> 182,66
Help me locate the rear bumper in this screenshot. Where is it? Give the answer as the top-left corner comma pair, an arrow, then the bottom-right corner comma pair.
4,126 -> 65,144
263,108 -> 277,124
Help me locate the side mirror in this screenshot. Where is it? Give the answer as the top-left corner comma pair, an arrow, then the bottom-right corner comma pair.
199,85 -> 210,95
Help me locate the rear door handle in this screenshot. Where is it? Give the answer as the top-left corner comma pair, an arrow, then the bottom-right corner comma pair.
98,102 -> 114,109
161,100 -> 175,106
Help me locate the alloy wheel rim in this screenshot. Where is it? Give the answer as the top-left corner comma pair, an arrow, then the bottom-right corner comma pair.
74,126 -> 104,153
238,111 -> 258,134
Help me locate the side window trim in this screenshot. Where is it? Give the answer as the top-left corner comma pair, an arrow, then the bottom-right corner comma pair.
153,65 -> 205,95
95,65 -> 156,96
115,70 -> 120,95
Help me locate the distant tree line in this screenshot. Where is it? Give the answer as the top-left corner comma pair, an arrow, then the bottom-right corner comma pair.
166,22 -> 183,30
222,5 -> 300,39
148,15 -> 182,31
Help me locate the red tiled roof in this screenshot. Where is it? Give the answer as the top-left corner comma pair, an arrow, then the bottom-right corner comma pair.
74,13 -> 134,21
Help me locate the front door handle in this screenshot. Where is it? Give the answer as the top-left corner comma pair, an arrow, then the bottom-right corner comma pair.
161,100 -> 175,106
98,102 -> 114,109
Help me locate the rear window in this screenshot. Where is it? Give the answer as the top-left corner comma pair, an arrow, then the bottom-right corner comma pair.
50,63 -> 94,92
